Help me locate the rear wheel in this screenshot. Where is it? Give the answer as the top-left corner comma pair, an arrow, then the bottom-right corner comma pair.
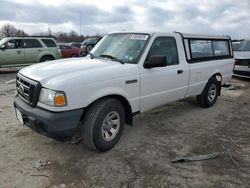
81,98 -> 125,152
196,77 -> 220,108
40,56 -> 54,62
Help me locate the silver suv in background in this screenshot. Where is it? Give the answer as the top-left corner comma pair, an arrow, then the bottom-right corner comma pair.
0,36 -> 61,68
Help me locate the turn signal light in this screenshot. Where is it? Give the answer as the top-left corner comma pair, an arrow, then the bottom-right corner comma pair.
54,93 -> 67,106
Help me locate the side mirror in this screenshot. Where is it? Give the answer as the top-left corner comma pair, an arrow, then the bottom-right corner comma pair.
144,55 -> 167,69
0,44 -> 6,50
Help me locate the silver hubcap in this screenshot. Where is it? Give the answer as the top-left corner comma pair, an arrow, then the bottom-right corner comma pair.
208,84 -> 217,102
102,111 -> 120,141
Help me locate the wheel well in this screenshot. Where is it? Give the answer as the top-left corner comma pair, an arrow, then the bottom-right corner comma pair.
40,55 -> 55,62
83,95 -> 134,126
212,73 -> 222,95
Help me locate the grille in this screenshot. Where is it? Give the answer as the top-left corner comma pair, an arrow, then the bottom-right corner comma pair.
235,59 -> 250,66
16,74 -> 41,107
233,70 -> 250,77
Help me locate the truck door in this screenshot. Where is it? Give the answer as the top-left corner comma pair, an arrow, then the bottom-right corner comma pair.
0,39 -> 24,66
139,35 -> 189,112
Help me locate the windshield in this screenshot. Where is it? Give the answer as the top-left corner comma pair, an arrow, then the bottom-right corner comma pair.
91,33 -> 150,64
0,38 -> 8,45
232,42 -> 242,51
237,40 -> 250,51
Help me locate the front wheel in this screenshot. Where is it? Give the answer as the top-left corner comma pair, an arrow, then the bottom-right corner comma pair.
196,77 -> 220,108
81,98 -> 125,152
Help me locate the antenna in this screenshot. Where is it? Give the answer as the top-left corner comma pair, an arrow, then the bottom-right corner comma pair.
80,12 -> 82,35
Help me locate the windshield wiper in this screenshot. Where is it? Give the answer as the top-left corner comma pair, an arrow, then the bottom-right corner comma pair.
99,54 -> 124,64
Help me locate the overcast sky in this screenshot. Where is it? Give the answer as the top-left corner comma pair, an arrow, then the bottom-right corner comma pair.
0,0 -> 250,39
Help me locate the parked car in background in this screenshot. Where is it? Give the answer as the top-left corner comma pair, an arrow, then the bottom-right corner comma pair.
59,44 -> 80,58
232,40 -> 243,51
79,37 -> 102,56
67,42 -> 82,48
233,39 -> 250,78
0,36 -> 61,68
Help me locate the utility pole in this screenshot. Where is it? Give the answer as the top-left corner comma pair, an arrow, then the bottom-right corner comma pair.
80,12 -> 82,36
48,27 -> 52,36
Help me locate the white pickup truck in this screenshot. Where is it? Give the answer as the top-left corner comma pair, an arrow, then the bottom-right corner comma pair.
14,32 -> 234,152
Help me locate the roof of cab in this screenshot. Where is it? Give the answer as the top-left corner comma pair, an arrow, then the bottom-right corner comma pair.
108,31 -> 154,35
107,31 -> 231,40
180,32 -> 231,40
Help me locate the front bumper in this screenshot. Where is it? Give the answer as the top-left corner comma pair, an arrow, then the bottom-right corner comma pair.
233,70 -> 250,78
14,95 -> 83,140
233,65 -> 250,78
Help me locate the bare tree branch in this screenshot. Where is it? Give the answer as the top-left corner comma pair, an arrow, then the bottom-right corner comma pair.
0,24 -> 28,37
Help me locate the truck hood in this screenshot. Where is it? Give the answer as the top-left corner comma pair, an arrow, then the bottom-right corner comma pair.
19,57 -> 139,89
234,51 -> 250,59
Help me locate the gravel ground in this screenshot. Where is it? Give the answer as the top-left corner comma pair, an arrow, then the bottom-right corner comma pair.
0,68 -> 250,188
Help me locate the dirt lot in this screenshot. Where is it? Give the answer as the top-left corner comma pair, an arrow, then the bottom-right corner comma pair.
0,69 -> 250,188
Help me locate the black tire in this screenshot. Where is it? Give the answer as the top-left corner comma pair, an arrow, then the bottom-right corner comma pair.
196,77 -> 220,108
79,51 -> 86,57
40,56 -> 54,62
82,98 -> 125,152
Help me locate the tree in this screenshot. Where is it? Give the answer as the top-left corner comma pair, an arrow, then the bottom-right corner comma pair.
15,29 -> 27,37
0,24 -> 28,37
55,31 -> 85,43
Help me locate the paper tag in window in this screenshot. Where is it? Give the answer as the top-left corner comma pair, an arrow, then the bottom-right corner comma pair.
130,34 -> 148,40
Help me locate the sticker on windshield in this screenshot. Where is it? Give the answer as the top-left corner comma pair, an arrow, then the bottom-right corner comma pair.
130,34 -> 148,40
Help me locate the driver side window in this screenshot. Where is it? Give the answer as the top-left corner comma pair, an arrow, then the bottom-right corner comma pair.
5,39 -> 23,49
147,37 -> 179,66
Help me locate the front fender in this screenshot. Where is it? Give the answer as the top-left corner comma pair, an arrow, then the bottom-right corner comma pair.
81,84 -> 140,113
38,76 -> 141,113
86,87 -> 129,106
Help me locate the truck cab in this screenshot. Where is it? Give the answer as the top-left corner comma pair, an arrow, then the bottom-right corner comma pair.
14,32 -> 234,152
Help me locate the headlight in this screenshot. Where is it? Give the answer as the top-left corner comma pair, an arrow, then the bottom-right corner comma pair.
39,88 -> 67,107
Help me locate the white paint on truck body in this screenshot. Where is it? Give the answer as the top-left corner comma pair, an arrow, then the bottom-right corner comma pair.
18,31 -> 234,113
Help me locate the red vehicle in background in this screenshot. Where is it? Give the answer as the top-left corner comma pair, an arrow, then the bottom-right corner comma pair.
59,44 -> 80,58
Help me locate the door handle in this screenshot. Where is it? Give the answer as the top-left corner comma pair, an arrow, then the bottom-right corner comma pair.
38,49 -> 43,52
125,79 -> 138,84
16,50 -> 22,54
177,70 -> 184,74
